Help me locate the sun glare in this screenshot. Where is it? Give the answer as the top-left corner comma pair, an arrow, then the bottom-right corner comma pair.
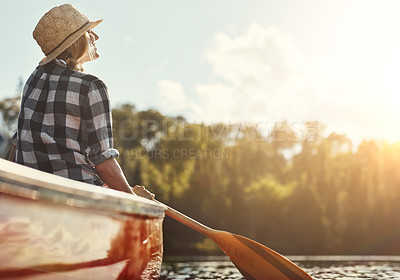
319,1 -> 400,143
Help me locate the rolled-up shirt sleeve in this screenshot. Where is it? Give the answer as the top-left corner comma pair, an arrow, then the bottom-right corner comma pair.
83,79 -> 119,166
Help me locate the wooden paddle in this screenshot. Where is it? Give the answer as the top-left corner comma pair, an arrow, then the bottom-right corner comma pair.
158,201 -> 313,280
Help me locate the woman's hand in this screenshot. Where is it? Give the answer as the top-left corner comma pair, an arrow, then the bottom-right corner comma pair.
132,185 -> 155,200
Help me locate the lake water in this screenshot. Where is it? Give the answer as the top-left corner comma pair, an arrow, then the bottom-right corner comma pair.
159,256 -> 400,279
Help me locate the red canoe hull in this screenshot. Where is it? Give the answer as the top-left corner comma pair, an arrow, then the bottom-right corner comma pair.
0,159 -> 165,279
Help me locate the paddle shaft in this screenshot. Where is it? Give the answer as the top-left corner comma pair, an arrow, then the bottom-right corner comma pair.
157,201 -> 214,237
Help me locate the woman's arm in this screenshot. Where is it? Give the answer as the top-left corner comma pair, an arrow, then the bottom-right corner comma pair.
95,158 -> 155,199
95,158 -> 134,194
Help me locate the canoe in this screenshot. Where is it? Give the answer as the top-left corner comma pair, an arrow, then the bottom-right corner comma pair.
0,158 -> 166,280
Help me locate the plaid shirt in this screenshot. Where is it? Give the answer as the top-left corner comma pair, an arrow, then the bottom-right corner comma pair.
15,61 -> 119,186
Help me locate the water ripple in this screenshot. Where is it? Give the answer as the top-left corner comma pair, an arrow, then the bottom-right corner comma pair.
160,256 -> 400,279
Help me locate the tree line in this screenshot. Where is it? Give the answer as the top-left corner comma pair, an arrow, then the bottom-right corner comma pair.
111,104 -> 400,256
2,97 -> 400,256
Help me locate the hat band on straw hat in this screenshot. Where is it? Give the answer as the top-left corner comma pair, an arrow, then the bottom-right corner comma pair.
45,21 -> 89,56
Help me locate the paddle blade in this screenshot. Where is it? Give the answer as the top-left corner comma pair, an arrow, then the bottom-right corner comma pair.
210,231 -> 313,280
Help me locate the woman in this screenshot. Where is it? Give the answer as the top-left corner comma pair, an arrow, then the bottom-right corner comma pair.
16,4 -> 153,198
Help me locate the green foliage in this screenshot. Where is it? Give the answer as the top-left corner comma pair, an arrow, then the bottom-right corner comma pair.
0,78 -> 23,133
110,104 -> 400,255
0,96 -> 20,132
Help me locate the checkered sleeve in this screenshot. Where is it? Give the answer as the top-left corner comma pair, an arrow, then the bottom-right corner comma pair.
83,79 -> 119,166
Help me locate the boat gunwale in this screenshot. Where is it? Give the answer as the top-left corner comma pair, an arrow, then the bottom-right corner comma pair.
0,159 -> 166,218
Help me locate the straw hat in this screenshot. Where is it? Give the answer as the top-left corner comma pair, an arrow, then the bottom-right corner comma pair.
33,4 -> 102,66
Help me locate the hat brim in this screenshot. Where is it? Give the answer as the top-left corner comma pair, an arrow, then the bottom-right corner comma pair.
39,19 -> 102,66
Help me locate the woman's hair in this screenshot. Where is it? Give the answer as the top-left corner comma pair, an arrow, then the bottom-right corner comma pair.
57,33 -> 89,72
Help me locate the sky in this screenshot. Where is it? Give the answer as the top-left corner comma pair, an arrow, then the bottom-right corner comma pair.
2,0 -> 400,144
